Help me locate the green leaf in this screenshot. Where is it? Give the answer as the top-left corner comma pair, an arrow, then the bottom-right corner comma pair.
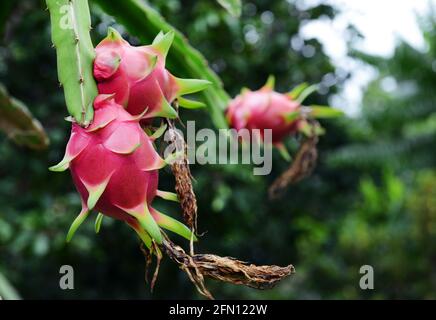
308,105 -> 344,118
46,0 -> 98,126
0,84 -> 49,150
93,0 -> 230,129
217,0 -> 242,17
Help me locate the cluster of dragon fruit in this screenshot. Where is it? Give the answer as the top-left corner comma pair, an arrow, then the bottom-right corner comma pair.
51,28 -> 209,249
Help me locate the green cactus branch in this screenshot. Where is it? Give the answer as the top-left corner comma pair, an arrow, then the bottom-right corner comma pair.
0,84 -> 49,150
46,0 -> 98,126
92,0 -> 230,129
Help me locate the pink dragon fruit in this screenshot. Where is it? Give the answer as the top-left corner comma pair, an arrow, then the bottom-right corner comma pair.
94,28 -> 210,120
50,94 -> 194,247
226,76 -> 303,145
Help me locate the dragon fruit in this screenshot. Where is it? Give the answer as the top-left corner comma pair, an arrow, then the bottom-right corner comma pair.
226,76 -> 304,145
94,28 -> 210,120
50,94 -> 194,247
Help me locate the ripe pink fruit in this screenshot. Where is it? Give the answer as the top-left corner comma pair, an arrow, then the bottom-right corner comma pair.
94,28 -> 210,120
226,77 -> 301,145
50,95 -> 194,246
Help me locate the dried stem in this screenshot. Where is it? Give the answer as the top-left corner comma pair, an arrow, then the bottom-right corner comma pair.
160,234 -> 295,299
269,134 -> 319,199
166,118 -> 198,231
140,241 -> 162,292
150,242 -> 162,292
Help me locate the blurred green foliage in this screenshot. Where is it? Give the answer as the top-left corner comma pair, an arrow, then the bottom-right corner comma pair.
0,0 -> 434,299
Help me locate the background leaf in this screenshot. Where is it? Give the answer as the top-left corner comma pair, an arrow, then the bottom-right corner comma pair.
0,84 -> 49,150
217,0 -> 242,17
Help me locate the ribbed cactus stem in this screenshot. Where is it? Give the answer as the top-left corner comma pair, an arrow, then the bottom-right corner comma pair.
46,0 -> 97,126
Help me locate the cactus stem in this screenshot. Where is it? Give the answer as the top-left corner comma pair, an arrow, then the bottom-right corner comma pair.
47,0 -> 97,125
68,2 -> 87,124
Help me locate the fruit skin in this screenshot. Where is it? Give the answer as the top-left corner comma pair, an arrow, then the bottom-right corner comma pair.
50,95 -> 194,246
94,28 -> 210,120
226,81 -> 301,145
